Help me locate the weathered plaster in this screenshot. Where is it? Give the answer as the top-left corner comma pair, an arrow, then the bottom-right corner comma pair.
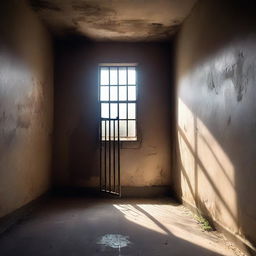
53,41 -> 172,188
0,0 -> 53,217
174,0 -> 256,253
29,0 -> 197,41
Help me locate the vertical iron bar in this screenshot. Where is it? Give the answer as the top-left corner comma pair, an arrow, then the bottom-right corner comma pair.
135,66 -> 138,140
99,67 -> 102,191
113,119 -> 116,192
118,117 -> 120,196
109,119 -> 111,192
108,67 -> 111,192
99,120 -> 102,190
104,120 -> 107,190
113,67 -> 117,193
126,67 -> 128,138
117,67 -> 121,196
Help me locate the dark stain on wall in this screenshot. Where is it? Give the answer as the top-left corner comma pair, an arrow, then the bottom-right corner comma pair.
207,72 -> 217,94
70,18 -> 178,40
0,129 -> 16,153
227,115 -> 231,126
30,0 -> 61,12
224,51 -> 247,102
175,0 -> 256,252
0,110 -> 16,150
207,50 -> 252,101
29,0 -> 185,41
17,114 -> 31,129
72,2 -> 116,17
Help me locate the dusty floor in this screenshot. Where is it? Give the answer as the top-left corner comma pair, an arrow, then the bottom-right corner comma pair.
0,196 -> 244,256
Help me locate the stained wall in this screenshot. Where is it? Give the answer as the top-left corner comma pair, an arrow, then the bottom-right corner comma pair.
174,0 -> 256,252
53,41 -> 172,190
0,0 -> 53,217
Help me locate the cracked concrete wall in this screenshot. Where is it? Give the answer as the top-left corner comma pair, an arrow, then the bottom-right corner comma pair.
174,0 -> 256,252
53,41 -> 171,188
0,0 -> 53,217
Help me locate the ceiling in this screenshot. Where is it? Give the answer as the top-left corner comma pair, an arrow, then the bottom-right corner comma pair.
29,0 -> 197,41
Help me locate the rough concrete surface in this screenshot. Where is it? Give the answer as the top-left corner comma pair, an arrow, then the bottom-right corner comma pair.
174,0 -> 256,253
0,197 -> 244,256
0,0 -> 53,217
53,42 -> 172,188
29,0 -> 197,41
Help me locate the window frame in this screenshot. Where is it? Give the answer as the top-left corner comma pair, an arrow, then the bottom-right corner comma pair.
98,63 -> 138,142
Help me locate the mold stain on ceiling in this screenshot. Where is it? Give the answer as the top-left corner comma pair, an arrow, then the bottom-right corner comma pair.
29,0 -> 197,41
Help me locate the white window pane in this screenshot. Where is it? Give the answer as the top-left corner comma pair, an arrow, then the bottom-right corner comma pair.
128,120 -> 136,137
128,67 -> 136,85
110,103 -> 118,118
110,120 -> 119,139
119,103 -> 127,119
100,68 -> 109,85
128,86 -> 136,101
119,120 -> 127,137
100,86 -> 109,101
128,103 -> 136,119
110,68 -> 118,85
101,103 -> 109,118
119,86 -> 126,101
119,67 -> 126,85
110,86 -> 117,101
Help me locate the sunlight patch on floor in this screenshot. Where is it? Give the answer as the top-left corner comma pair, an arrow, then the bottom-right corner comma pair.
114,203 -> 235,256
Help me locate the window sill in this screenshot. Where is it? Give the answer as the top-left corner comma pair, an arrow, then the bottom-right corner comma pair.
121,139 -> 141,149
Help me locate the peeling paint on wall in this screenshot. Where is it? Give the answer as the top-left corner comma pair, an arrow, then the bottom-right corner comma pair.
206,49 -> 253,102
30,0 -> 61,11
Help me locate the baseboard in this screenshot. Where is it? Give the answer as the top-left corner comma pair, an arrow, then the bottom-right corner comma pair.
0,192 -> 50,236
182,199 -> 256,256
52,185 -> 172,198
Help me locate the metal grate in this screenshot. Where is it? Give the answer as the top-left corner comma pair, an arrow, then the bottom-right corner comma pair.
99,65 -> 137,141
99,64 -> 137,196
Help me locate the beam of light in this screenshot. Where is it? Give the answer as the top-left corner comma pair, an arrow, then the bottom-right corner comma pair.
178,98 -> 237,231
113,203 -> 231,255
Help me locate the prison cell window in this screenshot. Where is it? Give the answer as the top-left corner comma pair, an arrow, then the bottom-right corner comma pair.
99,64 -> 138,141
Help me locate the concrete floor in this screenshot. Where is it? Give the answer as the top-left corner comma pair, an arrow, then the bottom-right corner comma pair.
0,196 -> 240,256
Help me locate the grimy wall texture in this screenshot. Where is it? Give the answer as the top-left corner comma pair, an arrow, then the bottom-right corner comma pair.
53,41 -> 172,190
0,0 -> 53,217
174,0 -> 256,252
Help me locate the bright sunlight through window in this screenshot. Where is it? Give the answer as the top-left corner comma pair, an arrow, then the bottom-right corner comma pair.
99,64 -> 137,141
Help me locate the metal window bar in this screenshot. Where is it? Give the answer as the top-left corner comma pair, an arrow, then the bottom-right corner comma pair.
126,67 -> 128,138
99,65 -> 137,196
108,67 -> 111,192
117,67 -> 121,195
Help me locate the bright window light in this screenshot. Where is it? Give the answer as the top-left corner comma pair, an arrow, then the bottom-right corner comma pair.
99,65 -> 137,141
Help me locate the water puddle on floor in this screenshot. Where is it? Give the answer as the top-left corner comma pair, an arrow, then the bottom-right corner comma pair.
97,234 -> 131,249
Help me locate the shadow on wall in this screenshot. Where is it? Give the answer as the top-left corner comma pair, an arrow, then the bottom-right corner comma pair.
172,0 -> 256,254
52,41 -> 100,187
